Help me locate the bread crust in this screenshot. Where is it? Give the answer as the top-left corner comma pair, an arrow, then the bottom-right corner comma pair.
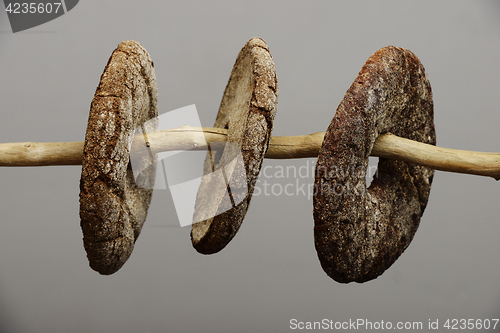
191,37 -> 278,254
313,46 -> 436,283
79,41 -> 158,275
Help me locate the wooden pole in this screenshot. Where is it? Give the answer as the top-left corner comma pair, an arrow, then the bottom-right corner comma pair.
0,126 -> 499,180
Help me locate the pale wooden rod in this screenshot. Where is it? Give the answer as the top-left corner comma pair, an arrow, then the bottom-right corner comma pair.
0,125 -> 499,180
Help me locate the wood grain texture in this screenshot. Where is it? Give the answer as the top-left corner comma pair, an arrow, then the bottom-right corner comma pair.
191,37 -> 278,254
313,46 -> 436,283
79,41 -> 158,275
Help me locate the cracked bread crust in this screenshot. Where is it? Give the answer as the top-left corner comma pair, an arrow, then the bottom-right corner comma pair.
79,41 -> 158,275
191,37 -> 278,254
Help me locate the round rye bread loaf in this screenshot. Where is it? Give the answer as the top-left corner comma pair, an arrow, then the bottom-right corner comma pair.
79,41 -> 158,275
313,46 -> 436,283
191,37 -> 278,254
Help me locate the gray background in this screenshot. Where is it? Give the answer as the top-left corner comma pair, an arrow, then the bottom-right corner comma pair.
1,1 -> 500,332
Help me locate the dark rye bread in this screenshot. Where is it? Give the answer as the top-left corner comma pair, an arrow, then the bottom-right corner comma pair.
313,46 -> 436,283
191,37 -> 278,254
80,41 -> 158,275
